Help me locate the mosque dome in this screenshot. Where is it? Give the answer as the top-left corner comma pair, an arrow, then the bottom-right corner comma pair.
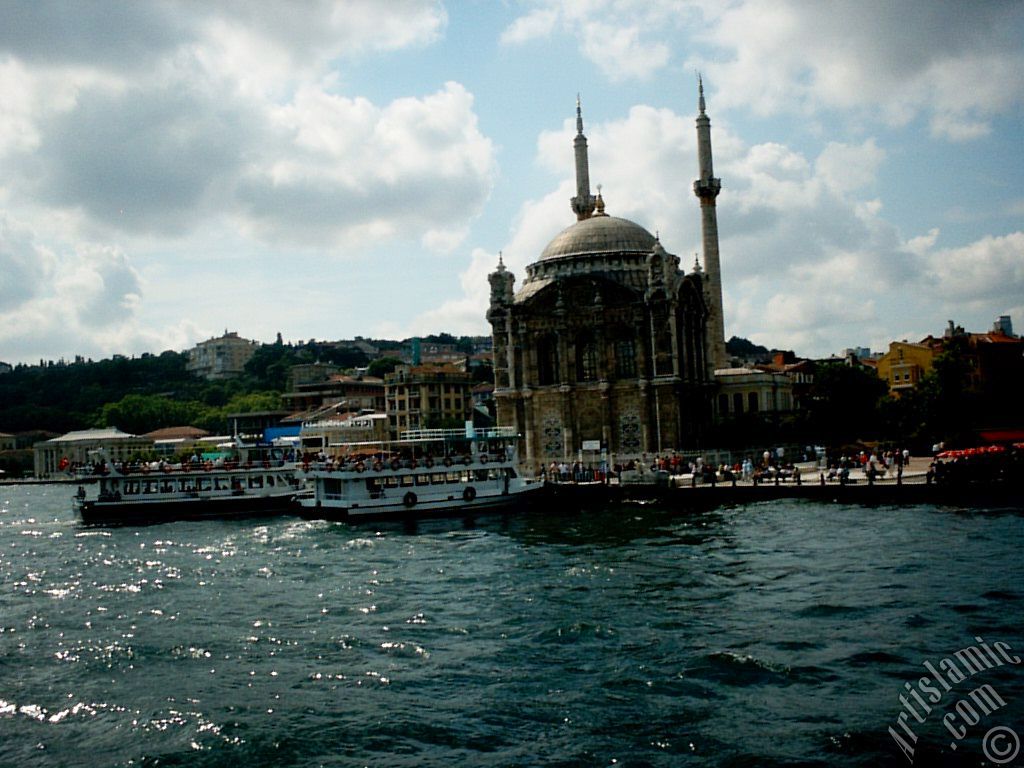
539,214 -> 657,261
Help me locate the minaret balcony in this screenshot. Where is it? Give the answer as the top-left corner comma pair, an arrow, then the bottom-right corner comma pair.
693,178 -> 721,198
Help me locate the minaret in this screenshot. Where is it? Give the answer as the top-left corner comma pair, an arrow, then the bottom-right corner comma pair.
693,75 -> 727,373
570,96 -> 597,220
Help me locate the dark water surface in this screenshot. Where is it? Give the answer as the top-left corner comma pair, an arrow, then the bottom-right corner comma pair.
1,484 -> 1022,767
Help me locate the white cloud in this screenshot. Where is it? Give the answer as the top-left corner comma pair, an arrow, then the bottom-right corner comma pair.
500,8 -> 558,45
500,0 -> 692,81
0,214 -> 195,361
704,0 -> 1024,139
929,232 -> 1024,310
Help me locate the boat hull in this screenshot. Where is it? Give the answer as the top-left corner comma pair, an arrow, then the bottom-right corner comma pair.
298,484 -> 546,522
77,493 -> 298,526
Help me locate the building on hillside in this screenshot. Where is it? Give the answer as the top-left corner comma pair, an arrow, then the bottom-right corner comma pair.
186,331 -> 260,380
755,352 -> 815,411
0,432 -> 16,451
875,340 -> 936,395
488,86 -> 725,465
0,361 -> 12,375
282,373 -> 385,413
385,363 -> 472,436
960,325 -> 1023,407
714,367 -> 795,419
34,428 -> 153,477
287,363 -> 342,392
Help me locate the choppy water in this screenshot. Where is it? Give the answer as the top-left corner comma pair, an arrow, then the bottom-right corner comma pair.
1,484 -> 1022,767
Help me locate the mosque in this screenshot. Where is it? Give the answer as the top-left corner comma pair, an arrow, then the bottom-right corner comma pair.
487,81 -> 735,467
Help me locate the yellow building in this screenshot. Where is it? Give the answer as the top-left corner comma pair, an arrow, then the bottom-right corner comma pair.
385,364 -> 472,437
875,341 -> 935,394
186,331 -> 260,380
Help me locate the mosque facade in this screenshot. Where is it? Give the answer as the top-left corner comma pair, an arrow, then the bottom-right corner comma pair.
487,83 -> 729,467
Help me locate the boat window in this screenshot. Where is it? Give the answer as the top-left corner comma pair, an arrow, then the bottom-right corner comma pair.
161,481 -> 174,493
197,478 -> 211,492
214,477 -> 230,491
431,473 -> 447,485
415,474 -> 430,486
125,481 -> 140,495
400,475 -> 414,487
249,476 -> 264,489
384,476 -> 399,488
475,469 -> 489,482
446,472 -> 461,483
267,476 -> 275,487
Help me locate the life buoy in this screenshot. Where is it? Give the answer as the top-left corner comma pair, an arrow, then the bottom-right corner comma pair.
390,459 -> 401,471
424,457 -> 434,469
141,466 -> 150,475
463,486 -> 476,502
372,461 -> 383,472
479,454 -> 489,464
462,454 -> 472,466
443,456 -> 453,468
403,492 -> 417,508
162,465 -> 171,473
355,462 -> 366,473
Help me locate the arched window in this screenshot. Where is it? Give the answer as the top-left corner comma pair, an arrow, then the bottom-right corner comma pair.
537,334 -> 559,386
718,393 -> 729,415
733,393 -> 744,414
576,333 -> 599,382
614,334 -> 636,379
748,392 -> 759,412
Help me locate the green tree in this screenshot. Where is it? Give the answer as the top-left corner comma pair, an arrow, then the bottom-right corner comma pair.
805,363 -> 888,445
367,356 -> 404,379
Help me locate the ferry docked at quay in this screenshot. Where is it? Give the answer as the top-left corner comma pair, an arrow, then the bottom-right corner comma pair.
298,426 -> 544,520
74,443 -> 301,526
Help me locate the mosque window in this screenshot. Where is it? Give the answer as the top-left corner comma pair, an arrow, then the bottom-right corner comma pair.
576,333 -> 599,381
614,336 -> 636,378
537,335 -> 559,385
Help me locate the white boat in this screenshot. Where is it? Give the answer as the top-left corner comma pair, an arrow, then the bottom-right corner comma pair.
298,426 -> 544,520
74,453 -> 302,526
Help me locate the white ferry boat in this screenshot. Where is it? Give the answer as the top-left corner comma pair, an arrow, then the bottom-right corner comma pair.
298,426 -> 543,520
74,455 -> 302,526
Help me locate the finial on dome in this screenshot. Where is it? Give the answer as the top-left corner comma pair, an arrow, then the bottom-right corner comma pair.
693,253 -> 703,274
497,250 -> 505,270
595,184 -> 606,215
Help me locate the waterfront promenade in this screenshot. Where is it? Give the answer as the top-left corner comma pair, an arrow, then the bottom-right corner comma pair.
544,455 -> 1022,509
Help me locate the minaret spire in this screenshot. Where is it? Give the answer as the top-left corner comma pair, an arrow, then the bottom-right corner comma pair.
570,95 -> 597,221
693,75 -> 727,374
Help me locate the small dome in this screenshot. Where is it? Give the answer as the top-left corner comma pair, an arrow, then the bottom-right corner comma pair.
540,215 -> 657,261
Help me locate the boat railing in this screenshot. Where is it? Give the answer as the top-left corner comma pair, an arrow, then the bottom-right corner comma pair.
77,458 -> 293,477
301,448 -> 514,474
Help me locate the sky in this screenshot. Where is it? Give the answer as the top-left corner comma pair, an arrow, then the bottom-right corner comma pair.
1,0 -> 1022,365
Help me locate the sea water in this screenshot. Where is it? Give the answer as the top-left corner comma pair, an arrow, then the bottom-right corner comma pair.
1,483 -> 1022,767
